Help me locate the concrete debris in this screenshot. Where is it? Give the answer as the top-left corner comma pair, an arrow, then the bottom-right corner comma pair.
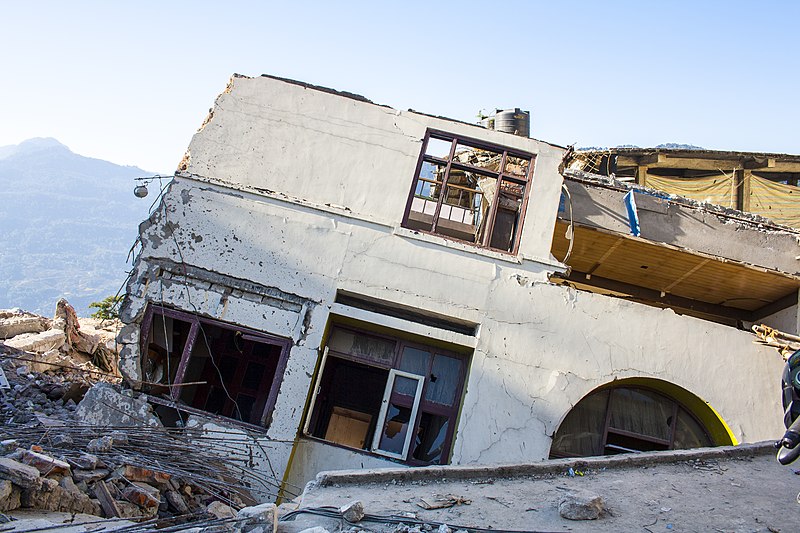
558,489 -> 606,520
339,499 -> 365,522
18,449 -> 71,475
297,528 -> 330,533
87,435 -> 115,452
235,502 -> 278,532
0,457 -> 42,490
76,382 -> 162,428
0,312 -> 49,340
206,499 -> 237,518
1,300 -> 120,375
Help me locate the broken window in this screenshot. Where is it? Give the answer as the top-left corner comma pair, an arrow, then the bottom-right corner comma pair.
549,386 -> 714,458
304,326 -> 468,465
139,307 -> 290,428
403,130 -> 534,254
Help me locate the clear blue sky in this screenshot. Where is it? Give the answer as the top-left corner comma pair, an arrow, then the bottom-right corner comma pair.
2,1 -> 799,172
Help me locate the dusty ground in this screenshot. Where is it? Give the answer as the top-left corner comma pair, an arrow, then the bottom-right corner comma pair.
290,443 -> 800,533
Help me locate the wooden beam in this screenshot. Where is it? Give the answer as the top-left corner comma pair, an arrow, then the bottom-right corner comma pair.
751,290 -> 799,321
743,157 -> 776,170
637,165 -> 648,186
556,271 -> 753,322
637,154 -> 667,166
735,168 -> 746,212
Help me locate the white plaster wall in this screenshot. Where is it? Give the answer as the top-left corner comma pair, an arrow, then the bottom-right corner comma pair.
185,75 -> 566,266
757,301 -> 799,335
119,75 -> 789,500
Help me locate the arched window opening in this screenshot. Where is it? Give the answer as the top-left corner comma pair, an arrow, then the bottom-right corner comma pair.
550,385 -> 716,458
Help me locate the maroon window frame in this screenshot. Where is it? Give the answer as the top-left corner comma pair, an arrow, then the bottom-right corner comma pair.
306,325 -> 469,466
139,305 -> 291,429
402,129 -> 535,255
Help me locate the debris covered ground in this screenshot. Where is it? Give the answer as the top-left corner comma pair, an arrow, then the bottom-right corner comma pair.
294,445 -> 800,533
0,302 -> 283,531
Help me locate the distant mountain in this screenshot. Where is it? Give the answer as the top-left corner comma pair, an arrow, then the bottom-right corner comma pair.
0,138 -> 155,316
578,143 -> 705,151
654,143 -> 704,150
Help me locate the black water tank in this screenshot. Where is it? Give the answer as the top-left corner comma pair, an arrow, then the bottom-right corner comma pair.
494,108 -> 530,137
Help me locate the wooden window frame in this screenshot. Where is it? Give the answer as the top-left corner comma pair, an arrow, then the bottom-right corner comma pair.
401,129 -> 534,255
139,305 -> 291,429
304,325 -> 469,466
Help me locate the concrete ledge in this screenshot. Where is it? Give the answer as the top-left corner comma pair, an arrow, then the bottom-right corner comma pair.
313,442 -> 775,487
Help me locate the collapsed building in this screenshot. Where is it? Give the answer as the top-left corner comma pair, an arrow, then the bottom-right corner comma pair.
116,74 -> 800,499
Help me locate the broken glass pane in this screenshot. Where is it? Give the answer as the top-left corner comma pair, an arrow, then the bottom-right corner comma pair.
377,402 -> 412,455
413,412 -> 449,464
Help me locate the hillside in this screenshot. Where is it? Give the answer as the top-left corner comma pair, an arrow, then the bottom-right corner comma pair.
0,138 -> 155,316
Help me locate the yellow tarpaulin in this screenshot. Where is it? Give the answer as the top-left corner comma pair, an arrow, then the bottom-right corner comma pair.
645,173 -> 736,208
749,175 -> 800,229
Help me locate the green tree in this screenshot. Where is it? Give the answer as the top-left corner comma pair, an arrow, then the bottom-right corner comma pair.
88,295 -> 122,320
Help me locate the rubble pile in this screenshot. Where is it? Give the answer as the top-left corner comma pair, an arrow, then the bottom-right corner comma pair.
0,425 -> 274,528
0,302 -> 280,531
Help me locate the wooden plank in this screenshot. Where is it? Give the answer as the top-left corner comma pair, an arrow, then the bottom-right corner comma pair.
94,480 -> 122,518
556,271 -> 753,321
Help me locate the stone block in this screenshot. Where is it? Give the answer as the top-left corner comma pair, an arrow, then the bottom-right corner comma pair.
67,453 -> 101,470
20,482 -> 101,515
207,500 -> 236,519
165,489 -> 189,513
73,468 -> 111,483
0,480 -> 20,512
339,500 -> 365,523
87,436 -> 114,453
118,465 -> 171,485
0,457 -> 42,490
122,483 -> 160,508
558,489 -> 606,520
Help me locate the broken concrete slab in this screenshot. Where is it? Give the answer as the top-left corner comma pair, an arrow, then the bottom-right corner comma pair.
116,464 -> 171,485
75,382 -> 162,427
0,314 -> 49,340
3,329 -> 66,353
236,502 -> 278,532
1,510 -> 136,532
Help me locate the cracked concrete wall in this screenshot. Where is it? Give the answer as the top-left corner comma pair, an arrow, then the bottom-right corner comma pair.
118,74 -> 788,499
